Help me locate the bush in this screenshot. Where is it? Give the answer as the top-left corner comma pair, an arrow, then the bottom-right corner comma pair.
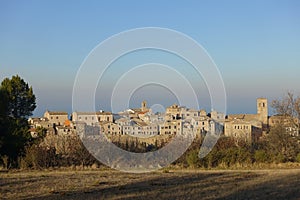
21,145 -> 57,169
296,153 -> 300,163
186,150 -> 199,168
254,150 -> 270,163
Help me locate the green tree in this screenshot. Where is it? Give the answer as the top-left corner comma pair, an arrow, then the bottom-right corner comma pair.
254,149 -> 270,163
0,75 -> 36,168
1,75 -> 36,118
186,150 -> 199,168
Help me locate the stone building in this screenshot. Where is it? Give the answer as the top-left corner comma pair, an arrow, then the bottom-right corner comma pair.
28,117 -> 52,128
160,120 -> 182,135
44,110 -> 69,126
224,98 -> 268,142
224,119 -> 262,142
72,111 -> 113,126
100,122 -> 122,135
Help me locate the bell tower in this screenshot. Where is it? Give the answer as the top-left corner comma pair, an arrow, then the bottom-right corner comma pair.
257,98 -> 268,125
141,100 -> 147,112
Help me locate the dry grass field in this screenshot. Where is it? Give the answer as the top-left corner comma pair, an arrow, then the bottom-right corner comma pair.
1,168 -> 300,200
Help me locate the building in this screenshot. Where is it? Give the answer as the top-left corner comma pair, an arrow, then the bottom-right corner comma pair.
44,110 -> 69,126
224,119 -> 262,142
28,117 -> 52,128
100,122 -> 122,135
224,98 -> 267,142
160,120 -> 182,135
72,111 -> 113,126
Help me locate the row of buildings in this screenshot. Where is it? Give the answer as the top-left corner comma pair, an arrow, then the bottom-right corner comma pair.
28,98 -> 299,142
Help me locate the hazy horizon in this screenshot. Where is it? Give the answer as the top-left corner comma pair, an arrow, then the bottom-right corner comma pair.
1,1 -> 299,117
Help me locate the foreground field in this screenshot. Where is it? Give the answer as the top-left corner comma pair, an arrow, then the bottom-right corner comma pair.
1,168 -> 300,200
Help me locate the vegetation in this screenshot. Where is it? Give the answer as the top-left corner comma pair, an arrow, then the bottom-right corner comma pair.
272,92 -> 300,128
1,169 -> 300,200
0,75 -> 36,168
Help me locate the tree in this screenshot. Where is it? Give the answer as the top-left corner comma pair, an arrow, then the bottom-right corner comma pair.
1,75 -> 36,119
270,92 -> 300,162
272,92 -> 300,133
0,88 -> 9,151
0,88 -> 8,116
267,125 -> 299,162
0,75 -> 36,168
186,150 -> 199,168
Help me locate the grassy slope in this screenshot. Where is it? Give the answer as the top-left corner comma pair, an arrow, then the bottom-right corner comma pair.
1,169 -> 300,200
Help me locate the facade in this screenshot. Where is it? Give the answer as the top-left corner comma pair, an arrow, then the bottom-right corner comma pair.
44,110 -> 69,126
98,111 -> 113,122
100,122 -> 122,135
72,112 -> 98,126
115,118 -> 159,137
28,117 -> 52,128
72,111 -> 113,126
224,98 -> 267,142
224,119 -> 262,142
160,120 -> 182,135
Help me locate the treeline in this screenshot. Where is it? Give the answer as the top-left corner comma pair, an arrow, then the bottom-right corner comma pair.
179,126 -> 300,169
19,136 -> 101,169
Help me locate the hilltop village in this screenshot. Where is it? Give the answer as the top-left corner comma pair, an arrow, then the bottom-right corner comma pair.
29,98 -> 299,144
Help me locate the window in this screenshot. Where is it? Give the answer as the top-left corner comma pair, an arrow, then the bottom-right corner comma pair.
56,116 -> 58,119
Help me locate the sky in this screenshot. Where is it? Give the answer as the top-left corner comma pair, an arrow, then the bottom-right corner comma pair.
0,0 -> 300,116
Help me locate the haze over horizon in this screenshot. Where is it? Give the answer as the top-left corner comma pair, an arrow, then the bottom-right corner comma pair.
1,1 -> 300,117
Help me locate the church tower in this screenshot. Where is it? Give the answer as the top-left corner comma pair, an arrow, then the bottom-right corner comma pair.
141,100 -> 147,112
257,98 -> 268,125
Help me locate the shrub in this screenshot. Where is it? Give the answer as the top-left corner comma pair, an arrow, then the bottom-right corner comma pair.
186,150 -> 199,168
21,145 -> 57,169
296,153 -> 300,163
254,150 -> 270,163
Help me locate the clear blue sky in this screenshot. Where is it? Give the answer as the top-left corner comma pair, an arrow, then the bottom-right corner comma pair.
1,0 -> 300,116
